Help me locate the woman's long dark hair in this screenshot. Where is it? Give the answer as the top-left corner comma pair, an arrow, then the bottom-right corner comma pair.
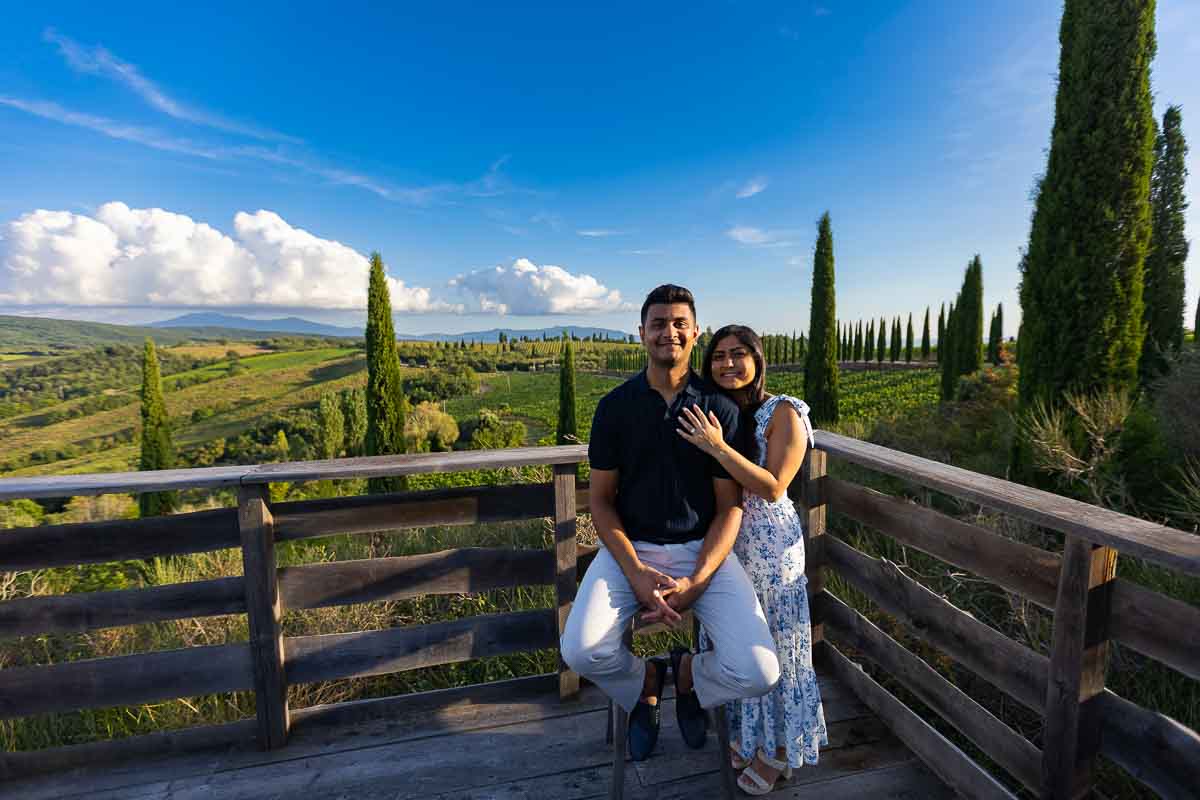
702,325 -> 768,460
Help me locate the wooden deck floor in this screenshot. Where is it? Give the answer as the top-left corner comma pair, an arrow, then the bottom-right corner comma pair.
5,665 -> 955,800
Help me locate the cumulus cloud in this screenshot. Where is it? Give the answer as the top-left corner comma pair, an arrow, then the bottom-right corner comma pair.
0,202 -> 453,311
735,176 -> 768,199
449,258 -> 631,315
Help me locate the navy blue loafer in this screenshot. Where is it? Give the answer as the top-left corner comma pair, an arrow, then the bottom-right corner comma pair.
628,657 -> 668,761
670,647 -> 708,749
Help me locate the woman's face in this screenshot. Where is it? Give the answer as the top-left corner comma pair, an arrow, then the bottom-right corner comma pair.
710,335 -> 756,391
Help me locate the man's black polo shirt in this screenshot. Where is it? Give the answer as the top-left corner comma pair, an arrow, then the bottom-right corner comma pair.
588,369 -> 740,545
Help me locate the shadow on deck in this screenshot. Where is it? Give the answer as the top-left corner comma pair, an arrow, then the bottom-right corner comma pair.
4,665 -> 954,800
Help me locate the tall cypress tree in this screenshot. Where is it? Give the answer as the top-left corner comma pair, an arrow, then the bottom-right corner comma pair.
959,256 -> 985,375
876,317 -> 886,364
138,338 -> 175,517
941,304 -> 957,401
804,212 -> 839,423
318,393 -> 345,460
994,303 -> 1004,364
937,304 -> 945,363
557,339 -> 578,444
921,307 -> 931,361
892,317 -> 902,362
365,252 -> 409,494
905,313 -> 915,363
853,321 -> 862,361
1018,0 -> 1156,410
864,319 -> 875,362
1141,105 -> 1190,380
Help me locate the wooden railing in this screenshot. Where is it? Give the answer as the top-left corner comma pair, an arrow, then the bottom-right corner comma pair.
1,439 -> 1198,799
804,431 -> 1200,800
0,446 -> 591,779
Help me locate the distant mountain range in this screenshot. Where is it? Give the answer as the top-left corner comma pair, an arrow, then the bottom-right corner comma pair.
151,313 -> 633,343
0,312 -> 635,354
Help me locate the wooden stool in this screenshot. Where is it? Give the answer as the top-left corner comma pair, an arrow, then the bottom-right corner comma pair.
606,614 -> 736,800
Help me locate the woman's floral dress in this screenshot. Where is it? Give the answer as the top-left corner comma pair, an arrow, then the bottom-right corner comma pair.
726,394 -> 827,767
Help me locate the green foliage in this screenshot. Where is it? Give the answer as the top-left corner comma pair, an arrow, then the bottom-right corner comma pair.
407,402 -> 459,452
804,212 -> 839,424
941,303 -> 957,401
987,303 -> 1005,365
137,339 -> 175,517
876,317 -> 886,364
317,393 -> 344,460
402,365 -> 480,404
936,304 -> 945,363
1019,0 -> 1156,410
557,339 -> 578,444
905,314 -> 914,363
341,387 -> 367,457
1141,105 -> 1190,381
364,252 -> 409,494
0,498 -> 44,528
465,408 -> 527,450
864,319 -> 875,362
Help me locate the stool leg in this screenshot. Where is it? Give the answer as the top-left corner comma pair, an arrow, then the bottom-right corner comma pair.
611,703 -> 628,800
714,704 -> 737,799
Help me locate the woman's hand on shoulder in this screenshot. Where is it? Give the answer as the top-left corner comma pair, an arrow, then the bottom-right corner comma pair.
676,404 -> 728,458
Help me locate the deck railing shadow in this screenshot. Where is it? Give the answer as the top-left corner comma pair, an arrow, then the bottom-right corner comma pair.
0,439 -> 1197,799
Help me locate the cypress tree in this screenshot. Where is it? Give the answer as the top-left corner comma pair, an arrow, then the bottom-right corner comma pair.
341,387 -> 367,456
1195,295 -> 1200,346
891,317 -> 902,362
805,212 -> 839,423
864,319 -> 875,362
365,252 -> 409,494
995,303 -> 1004,364
941,303 -> 957,401
1019,0 -> 1156,410
1141,105 -> 1190,380
318,393 -> 344,460
853,321 -> 862,361
959,256 -> 984,375
906,313 -> 915,363
936,304 -> 945,363
876,317 -> 886,364
921,307 -> 931,361
138,338 -> 175,517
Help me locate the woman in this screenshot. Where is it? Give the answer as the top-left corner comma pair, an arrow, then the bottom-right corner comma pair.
676,324 -> 827,795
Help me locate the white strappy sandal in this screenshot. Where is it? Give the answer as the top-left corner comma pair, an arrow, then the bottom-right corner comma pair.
737,750 -> 792,796
729,743 -> 752,770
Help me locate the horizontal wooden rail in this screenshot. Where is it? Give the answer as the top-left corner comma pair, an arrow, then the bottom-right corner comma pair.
823,641 -> 1018,800
284,609 -> 557,684
815,430 -> 1200,578
1108,578 -> 1200,681
278,548 -> 555,610
0,576 -> 245,638
827,477 -> 1061,609
820,591 -> 1042,793
0,445 -> 589,500
0,643 -> 253,719
825,534 -> 1048,710
1095,689 -> 1200,800
0,483 -> 591,573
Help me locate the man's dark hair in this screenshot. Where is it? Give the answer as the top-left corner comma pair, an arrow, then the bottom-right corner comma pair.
640,284 -> 696,324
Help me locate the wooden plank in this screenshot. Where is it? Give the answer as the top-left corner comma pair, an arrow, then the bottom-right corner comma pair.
272,483 -> 584,540
1041,537 -> 1116,800
0,508 -> 239,570
237,485 -> 289,750
0,445 -> 589,501
278,548 -> 554,610
284,609 -> 558,685
828,477 -> 1061,608
637,759 -> 956,800
0,642 -> 253,718
799,449 -> 829,642
0,576 -> 245,637
825,534 -> 1048,710
553,463 -> 580,700
819,591 -> 1042,792
815,430 -> 1200,577
1095,688 -> 1200,800
242,444 -> 589,484
824,641 -> 1017,800
1108,577 -> 1200,681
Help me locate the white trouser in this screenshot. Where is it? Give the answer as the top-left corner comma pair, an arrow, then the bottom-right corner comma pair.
560,539 -> 780,713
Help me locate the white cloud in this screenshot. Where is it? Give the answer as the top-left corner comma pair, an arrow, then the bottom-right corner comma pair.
0,202 -> 454,312
44,29 -> 299,144
735,176 -> 768,199
449,258 -> 631,315
726,225 -> 797,247
577,229 -> 625,238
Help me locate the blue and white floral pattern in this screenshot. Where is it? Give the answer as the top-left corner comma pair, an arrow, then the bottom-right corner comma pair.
726,394 -> 828,768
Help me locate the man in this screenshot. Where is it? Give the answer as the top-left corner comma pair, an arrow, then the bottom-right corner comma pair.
561,284 -> 779,761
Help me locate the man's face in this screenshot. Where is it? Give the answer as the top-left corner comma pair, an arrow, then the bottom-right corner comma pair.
638,302 -> 698,367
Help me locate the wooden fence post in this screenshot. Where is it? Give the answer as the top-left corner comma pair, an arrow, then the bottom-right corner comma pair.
553,463 -> 580,700
238,485 -> 290,749
1041,536 -> 1117,799
797,448 -> 828,645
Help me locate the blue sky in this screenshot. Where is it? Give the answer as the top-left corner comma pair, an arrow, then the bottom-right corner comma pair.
1,1 -> 1197,337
